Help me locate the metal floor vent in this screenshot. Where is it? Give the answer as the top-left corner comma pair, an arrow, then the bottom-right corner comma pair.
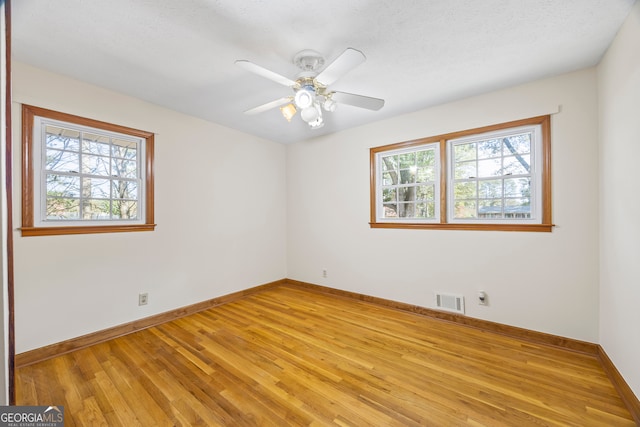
435,292 -> 465,314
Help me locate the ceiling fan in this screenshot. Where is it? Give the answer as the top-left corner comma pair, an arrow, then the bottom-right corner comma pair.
235,48 -> 384,129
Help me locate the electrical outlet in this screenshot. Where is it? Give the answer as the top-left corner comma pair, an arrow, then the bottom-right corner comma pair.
138,293 -> 148,306
478,291 -> 488,306
322,269 -> 328,278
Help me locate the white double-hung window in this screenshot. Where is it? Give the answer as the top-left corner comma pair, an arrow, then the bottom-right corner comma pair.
370,116 -> 552,232
447,124 -> 543,224
375,143 -> 440,222
22,105 -> 155,236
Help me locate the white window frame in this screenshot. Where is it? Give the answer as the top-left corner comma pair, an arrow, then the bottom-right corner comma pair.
32,116 -> 146,228
446,124 -> 543,225
375,143 -> 441,223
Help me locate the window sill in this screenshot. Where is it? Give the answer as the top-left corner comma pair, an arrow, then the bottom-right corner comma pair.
369,222 -> 554,232
20,224 -> 156,237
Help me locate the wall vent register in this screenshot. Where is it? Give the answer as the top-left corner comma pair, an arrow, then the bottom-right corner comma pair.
435,292 -> 465,314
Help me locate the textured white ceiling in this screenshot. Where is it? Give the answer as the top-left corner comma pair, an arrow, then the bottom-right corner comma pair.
11,0 -> 636,144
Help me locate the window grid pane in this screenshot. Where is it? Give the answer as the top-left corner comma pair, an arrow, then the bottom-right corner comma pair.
43,123 -> 142,222
45,126 -> 80,151
46,149 -> 79,173
379,146 -> 438,221
451,131 -> 534,221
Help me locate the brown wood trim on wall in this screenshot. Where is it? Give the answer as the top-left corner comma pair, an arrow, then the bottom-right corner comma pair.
15,279 -> 286,368
368,222 -> 554,232
5,0 -> 15,405
597,346 -> 640,425
369,115 -> 554,233
20,224 -> 156,237
17,277 -> 600,365
283,279 -> 598,355
20,104 -> 156,237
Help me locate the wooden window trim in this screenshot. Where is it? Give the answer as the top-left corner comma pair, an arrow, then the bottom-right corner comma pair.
370,115 -> 553,232
21,104 -> 156,236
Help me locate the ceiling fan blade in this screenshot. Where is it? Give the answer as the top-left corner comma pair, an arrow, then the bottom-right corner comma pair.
235,60 -> 297,87
244,97 -> 293,115
332,91 -> 385,111
315,48 -> 366,86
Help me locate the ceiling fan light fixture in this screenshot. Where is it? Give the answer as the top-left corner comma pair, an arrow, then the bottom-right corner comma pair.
294,87 -> 315,109
237,47 -> 385,132
322,97 -> 337,112
308,117 -> 325,129
301,104 -> 320,123
280,103 -> 297,122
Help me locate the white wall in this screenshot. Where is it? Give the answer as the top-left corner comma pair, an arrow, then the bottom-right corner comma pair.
12,62 -> 288,353
287,68 -> 600,342
598,1 -> 640,399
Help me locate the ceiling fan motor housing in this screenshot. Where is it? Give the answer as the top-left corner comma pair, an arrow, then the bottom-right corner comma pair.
293,50 -> 325,72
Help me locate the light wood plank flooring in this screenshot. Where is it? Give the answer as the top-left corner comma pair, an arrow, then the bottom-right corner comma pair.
16,285 -> 635,426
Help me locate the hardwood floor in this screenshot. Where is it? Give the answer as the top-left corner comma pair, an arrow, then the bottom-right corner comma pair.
16,285 -> 635,426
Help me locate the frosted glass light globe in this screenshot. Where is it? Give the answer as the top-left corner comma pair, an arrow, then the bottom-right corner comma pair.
301,105 -> 320,123
294,88 -> 314,109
